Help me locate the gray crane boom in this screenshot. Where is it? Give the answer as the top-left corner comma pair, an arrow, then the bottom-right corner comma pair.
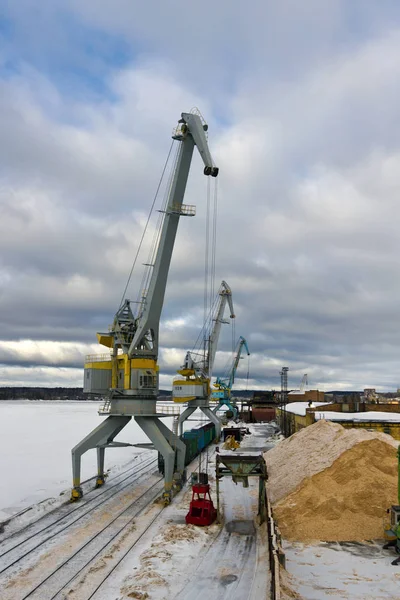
173,281 -> 234,438
207,281 -> 235,379
127,112 -> 218,358
229,336 -> 250,388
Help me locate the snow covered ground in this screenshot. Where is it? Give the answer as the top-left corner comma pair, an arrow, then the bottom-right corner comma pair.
284,540 -> 400,600
0,401 -> 174,520
89,423 -> 274,600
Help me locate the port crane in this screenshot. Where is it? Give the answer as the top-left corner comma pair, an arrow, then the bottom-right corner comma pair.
71,110 -> 219,504
299,373 -> 308,392
172,281 -> 235,438
211,336 -> 250,420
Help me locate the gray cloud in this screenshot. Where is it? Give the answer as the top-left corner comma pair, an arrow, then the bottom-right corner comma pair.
2,3 -> 400,391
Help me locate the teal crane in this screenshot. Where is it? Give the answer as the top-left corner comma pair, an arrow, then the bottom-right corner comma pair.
211,336 -> 250,420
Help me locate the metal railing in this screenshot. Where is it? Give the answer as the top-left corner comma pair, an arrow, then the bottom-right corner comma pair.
98,400 -> 181,416
170,203 -> 196,217
85,353 -> 112,363
98,398 -> 112,414
157,403 -> 181,416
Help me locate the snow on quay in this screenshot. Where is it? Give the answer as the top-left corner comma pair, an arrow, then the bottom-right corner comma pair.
0,403 -> 276,600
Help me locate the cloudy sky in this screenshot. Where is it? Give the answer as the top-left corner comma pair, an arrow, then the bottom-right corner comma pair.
2,1 -> 400,392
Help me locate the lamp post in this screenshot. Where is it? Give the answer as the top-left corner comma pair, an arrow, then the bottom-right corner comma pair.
280,367 -> 289,436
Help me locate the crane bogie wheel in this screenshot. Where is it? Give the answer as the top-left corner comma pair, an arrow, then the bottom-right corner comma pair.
70,486 -> 83,502
95,476 -> 106,488
204,166 -> 212,176
163,492 -> 171,506
211,167 -> 219,177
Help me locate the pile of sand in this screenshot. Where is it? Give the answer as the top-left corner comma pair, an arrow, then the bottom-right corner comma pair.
264,420 -> 399,542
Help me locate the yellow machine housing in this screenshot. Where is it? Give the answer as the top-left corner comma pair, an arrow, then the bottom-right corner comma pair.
172,369 -> 210,403
84,354 -> 158,396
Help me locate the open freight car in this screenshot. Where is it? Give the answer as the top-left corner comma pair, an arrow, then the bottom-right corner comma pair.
158,421 -> 216,474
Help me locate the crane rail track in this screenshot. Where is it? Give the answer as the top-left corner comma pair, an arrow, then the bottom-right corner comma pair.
70,445 -> 217,600
17,477 -> 165,600
0,444 -> 216,600
84,500 -> 163,600
0,456 -> 158,572
0,453 -> 157,545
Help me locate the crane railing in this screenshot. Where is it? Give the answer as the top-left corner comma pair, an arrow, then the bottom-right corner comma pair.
85,353 -> 112,363
160,203 -> 196,217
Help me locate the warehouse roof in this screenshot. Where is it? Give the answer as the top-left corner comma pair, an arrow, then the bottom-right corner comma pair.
315,410 -> 400,423
283,402 -> 400,422
283,402 -> 330,416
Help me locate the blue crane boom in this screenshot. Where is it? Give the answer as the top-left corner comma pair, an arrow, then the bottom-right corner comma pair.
211,336 -> 250,419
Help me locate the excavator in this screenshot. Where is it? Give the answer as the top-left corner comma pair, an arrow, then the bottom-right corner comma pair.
172,280 -> 235,438
383,446 -> 400,564
71,109 -> 219,504
211,336 -> 250,420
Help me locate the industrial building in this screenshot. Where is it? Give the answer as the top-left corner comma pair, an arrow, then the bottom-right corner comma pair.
287,389 -> 325,403
276,399 -> 400,440
238,389 -> 325,423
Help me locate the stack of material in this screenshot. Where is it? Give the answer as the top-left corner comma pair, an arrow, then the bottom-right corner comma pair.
223,435 -> 240,451
264,420 -> 399,542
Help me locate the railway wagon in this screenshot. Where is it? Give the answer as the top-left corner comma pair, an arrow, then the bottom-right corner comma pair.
158,421 -> 216,474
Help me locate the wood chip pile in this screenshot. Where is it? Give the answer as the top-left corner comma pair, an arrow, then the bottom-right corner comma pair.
264,420 -> 399,542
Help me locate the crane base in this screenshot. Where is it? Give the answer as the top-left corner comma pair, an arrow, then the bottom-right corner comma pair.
95,475 -> 106,488
70,486 -> 83,502
163,491 -> 172,505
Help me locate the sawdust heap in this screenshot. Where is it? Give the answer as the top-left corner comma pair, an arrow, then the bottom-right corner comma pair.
264,419 -> 398,503
163,523 -> 198,542
122,592 -> 149,599
265,421 -> 399,542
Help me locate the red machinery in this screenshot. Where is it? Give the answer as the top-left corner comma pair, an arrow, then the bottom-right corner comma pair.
185,483 -> 217,526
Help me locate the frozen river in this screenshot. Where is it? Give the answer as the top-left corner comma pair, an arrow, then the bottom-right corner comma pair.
0,401 -> 170,520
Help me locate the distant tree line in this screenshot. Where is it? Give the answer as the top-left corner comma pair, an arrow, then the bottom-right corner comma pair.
0,387 -> 259,401
0,387 -> 86,400
0,387 -> 174,401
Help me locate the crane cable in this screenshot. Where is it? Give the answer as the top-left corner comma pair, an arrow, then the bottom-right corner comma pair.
232,313 -> 236,357
118,139 -> 175,309
138,142 -> 180,309
203,176 -> 219,373
192,286 -> 219,352
203,178 -> 211,342
210,177 -> 218,308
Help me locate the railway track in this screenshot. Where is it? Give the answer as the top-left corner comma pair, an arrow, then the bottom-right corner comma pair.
20,478 -> 165,600
0,445 -> 215,600
0,455 -> 158,573
0,452 -> 157,545
0,461 -> 159,589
